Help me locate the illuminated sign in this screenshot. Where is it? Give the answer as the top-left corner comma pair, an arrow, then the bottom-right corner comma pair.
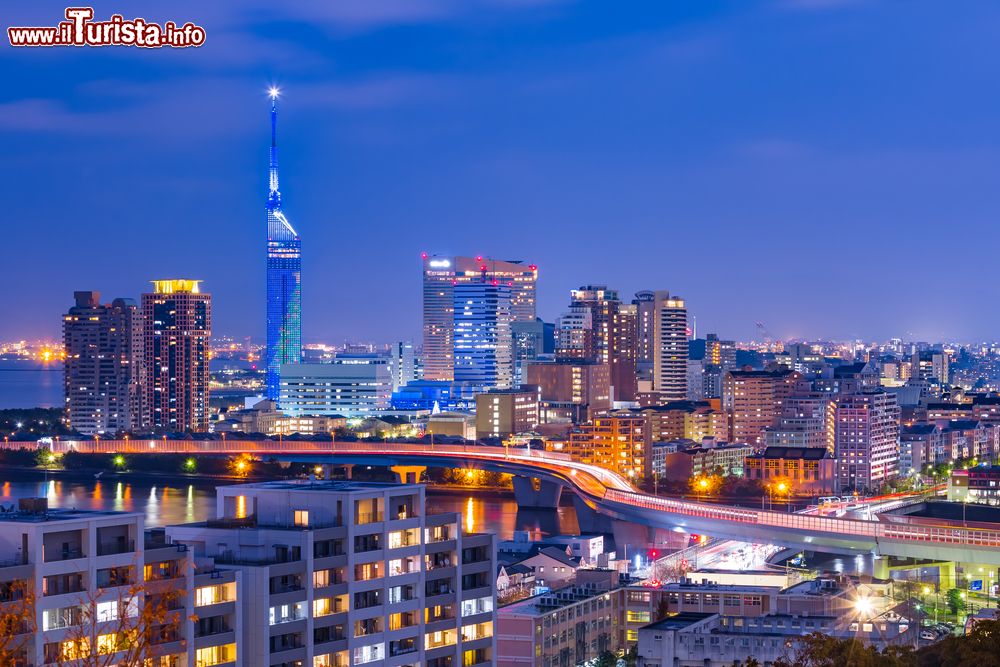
428,260 -> 451,268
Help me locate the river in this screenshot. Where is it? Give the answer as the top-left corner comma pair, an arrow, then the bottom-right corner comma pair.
0,476 -> 579,538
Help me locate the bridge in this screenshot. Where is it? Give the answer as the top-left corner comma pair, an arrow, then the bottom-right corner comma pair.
12,438 -> 1000,566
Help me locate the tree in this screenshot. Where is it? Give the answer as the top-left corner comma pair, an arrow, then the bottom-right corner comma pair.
52,571 -> 184,667
772,633 -> 916,667
946,588 -> 964,615
0,578 -> 35,665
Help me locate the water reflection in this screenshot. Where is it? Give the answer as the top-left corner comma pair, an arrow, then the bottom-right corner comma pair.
0,477 -> 578,539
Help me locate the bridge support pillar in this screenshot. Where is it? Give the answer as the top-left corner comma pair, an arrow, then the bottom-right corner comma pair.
511,476 -> 563,509
391,465 -> 426,485
873,556 -> 890,580
572,495 -> 614,534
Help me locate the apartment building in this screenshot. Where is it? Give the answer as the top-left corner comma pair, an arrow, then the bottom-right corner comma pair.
166,480 -> 497,667
497,571 -> 624,667
0,499 -> 238,667
567,414 -> 648,479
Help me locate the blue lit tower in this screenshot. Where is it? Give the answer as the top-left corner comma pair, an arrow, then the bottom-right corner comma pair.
265,87 -> 302,401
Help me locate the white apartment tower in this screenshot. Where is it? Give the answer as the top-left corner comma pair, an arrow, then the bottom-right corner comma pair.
167,480 -> 497,667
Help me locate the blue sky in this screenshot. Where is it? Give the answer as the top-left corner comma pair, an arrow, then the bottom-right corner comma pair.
3,0 -> 1000,344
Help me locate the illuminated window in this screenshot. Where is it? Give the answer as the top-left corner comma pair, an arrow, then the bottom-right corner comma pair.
195,644 -> 236,666
294,510 -> 309,527
195,582 -> 235,606
314,597 -> 331,617
234,495 -> 248,519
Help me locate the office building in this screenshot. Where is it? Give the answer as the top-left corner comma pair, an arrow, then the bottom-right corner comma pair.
632,401 -> 726,445
652,441 -> 754,481
166,480 -> 497,667
141,280 -> 212,433
744,446 -> 838,495
216,398 -> 348,436
511,319 -> 554,386
422,255 -> 537,381
475,386 -> 540,440
264,89 -> 302,402
652,291 -> 688,402
453,282 -> 513,389
526,360 -> 611,424
721,369 -> 798,446
0,498 -> 239,667
62,291 -> 142,435
833,390 -> 900,493
280,357 -> 392,419
388,342 -> 418,392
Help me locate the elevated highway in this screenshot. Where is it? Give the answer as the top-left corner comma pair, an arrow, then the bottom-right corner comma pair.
12,438 -> 1000,565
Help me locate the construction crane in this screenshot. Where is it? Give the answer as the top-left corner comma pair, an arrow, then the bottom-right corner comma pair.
755,321 -> 773,345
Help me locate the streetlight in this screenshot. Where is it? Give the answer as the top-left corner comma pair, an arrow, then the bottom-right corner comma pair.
698,477 -> 709,502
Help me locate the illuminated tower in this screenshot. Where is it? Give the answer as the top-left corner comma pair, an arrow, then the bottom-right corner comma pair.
265,87 -> 302,401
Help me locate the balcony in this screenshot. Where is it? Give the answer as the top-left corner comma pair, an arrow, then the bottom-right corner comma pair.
98,539 -> 135,557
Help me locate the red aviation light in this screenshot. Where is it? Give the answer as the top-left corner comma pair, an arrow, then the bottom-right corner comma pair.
475,256 -> 483,262
492,280 -> 499,286
529,264 -> 538,271
421,252 -> 428,259
480,265 -> 488,271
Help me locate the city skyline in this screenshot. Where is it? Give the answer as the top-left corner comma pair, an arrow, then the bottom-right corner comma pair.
6,2 -> 1000,344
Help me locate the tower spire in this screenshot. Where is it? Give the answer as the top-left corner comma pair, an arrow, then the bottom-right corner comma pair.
268,87 -> 280,201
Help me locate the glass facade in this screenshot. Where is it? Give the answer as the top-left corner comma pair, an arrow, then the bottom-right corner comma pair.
265,93 -> 302,401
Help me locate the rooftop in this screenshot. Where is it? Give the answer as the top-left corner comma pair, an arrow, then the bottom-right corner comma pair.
222,479 -> 414,494
642,612 -> 717,631
0,506 -> 137,524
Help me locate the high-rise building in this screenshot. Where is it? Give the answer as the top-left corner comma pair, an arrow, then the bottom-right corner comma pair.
141,280 -> 211,433
280,356 -> 392,418
453,281 -> 513,389
554,304 -> 593,360
62,291 -> 141,435
265,89 -> 302,402
166,480 -> 497,667
633,291 -> 656,383
721,369 -> 798,446
422,255 -> 537,381
610,302 -> 638,402
511,319 -> 553,386
526,360 -> 611,423
763,392 -> 836,452
834,390 -> 900,492
652,291 -> 689,401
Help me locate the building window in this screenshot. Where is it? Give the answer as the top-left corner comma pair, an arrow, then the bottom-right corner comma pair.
294,510 -> 309,527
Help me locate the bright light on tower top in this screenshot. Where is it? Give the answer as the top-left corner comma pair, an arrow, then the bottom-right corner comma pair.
268,86 -> 280,100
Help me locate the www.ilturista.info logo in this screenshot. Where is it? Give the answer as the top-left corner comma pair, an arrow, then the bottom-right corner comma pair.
8,7 -> 206,48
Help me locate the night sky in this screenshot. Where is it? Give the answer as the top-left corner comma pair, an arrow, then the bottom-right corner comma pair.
4,1 -> 1000,344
